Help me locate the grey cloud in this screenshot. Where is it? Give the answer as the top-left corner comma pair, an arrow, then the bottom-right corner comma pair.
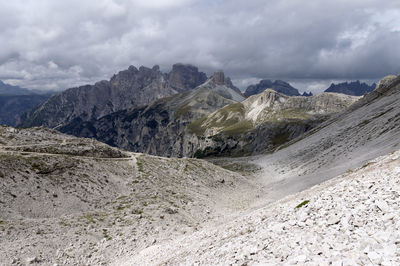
0,0 -> 399,92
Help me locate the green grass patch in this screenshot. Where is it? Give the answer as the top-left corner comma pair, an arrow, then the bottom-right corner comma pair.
187,116 -> 208,135
361,162 -> 373,169
271,132 -> 291,146
176,104 -> 191,117
187,103 -> 246,136
221,120 -> 253,136
136,159 -> 145,173
295,200 -> 310,209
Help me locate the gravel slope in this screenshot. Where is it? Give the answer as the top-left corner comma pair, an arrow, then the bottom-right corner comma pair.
121,149 -> 400,265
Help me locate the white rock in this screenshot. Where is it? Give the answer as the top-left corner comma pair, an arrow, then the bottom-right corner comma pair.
376,200 -> 389,212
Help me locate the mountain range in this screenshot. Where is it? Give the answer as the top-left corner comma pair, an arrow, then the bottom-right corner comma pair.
19,64 -> 209,128
324,80 -> 376,96
1,73 -> 399,265
19,64 -> 358,158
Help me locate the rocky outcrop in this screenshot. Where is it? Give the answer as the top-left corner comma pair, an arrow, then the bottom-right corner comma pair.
244,79 -> 300,97
325,80 -> 376,96
18,64 -> 209,129
212,71 -> 226,85
168,63 -> 207,92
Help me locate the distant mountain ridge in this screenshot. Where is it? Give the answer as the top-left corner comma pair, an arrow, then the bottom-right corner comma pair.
0,95 -> 50,126
0,80 -> 53,126
0,80 -> 36,95
324,80 -> 376,96
19,63 -> 208,128
244,79 -> 301,97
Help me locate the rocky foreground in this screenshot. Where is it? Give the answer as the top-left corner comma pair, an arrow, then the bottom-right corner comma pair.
122,149 -> 400,265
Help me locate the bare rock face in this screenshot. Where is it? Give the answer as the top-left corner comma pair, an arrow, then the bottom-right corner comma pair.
18,64 -> 207,129
212,71 -> 226,85
168,63 -> 207,92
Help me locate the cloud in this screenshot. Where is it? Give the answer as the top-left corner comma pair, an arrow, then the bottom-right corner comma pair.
0,0 -> 399,91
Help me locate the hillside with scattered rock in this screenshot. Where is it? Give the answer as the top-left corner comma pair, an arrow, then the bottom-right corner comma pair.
123,149 -> 400,265
0,126 -> 261,265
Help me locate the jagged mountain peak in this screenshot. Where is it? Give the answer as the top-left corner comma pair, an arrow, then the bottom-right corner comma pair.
168,63 -> 207,92
19,64 -> 210,128
324,80 -> 376,96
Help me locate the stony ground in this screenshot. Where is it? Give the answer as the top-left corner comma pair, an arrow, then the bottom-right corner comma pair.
122,149 -> 400,265
0,126 -> 262,265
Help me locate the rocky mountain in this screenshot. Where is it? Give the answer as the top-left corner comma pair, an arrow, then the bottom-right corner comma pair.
59,72 -> 241,157
18,64 -> 208,128
187,90 -> 359,157
324,80 -> 376,96
168,63 -> 207,92
0,94 -> 50,126
244,79 -> 301,97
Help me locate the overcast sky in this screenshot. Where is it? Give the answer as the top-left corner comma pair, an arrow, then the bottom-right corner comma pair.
1,0 -> 399,93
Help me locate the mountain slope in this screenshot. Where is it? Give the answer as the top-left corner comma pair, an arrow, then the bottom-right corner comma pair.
0,126 -> 261,265
251,74 -> 400,200
244,79 -> 301,97
122,149 -> 400,265
18,64 -> 207,128
59,72 -> 240,157
325,80 -> 376,96
187,90 -> 358,157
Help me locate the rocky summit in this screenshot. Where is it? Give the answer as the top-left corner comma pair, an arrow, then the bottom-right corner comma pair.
325,80 -> 376,96
18,64 -> 208,129
167,63 -> 208,92
244,79 -> 301,97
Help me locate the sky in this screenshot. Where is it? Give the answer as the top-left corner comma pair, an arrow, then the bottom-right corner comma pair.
0,0 -> 399,93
